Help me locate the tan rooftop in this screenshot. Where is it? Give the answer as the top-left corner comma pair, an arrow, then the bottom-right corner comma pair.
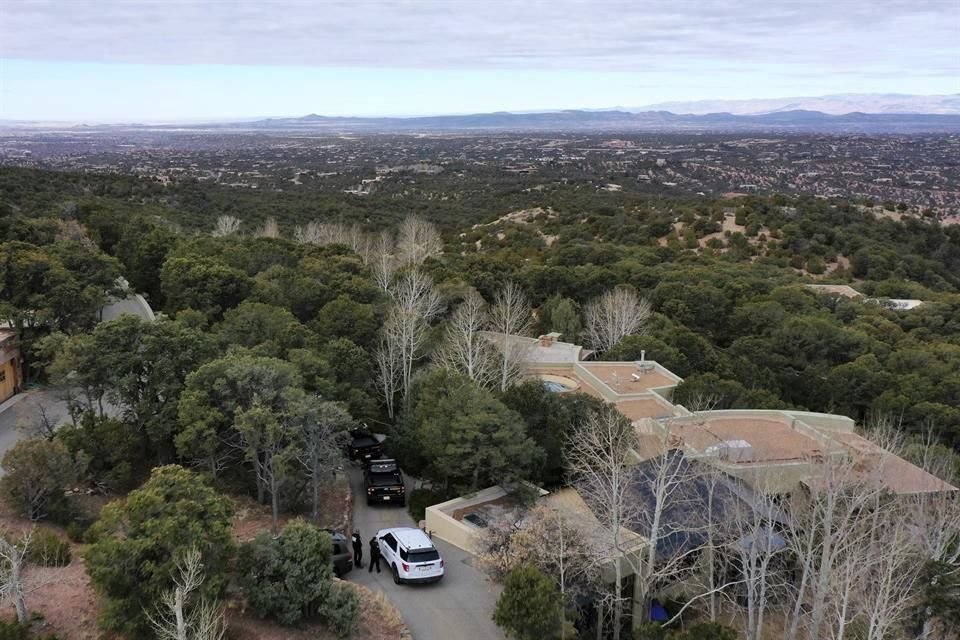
671,415 -> 828,464
578,362 -> 678,394
828,430 -> 958,494
616,397 -> 675,422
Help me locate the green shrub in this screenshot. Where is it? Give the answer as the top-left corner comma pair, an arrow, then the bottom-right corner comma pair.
65,521 -> 88,544
318,582 -> 361,638
28,529 -> 71,567
407,488 -> 447,523
237,520 -> 333,625
0,619 -> 29,640
493,564 -> 564,640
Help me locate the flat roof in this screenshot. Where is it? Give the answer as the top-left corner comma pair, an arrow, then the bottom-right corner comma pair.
828,430 -> 958,494
672,415 -> 826,464
578,362 -> 678,393
616,397 -> 675,422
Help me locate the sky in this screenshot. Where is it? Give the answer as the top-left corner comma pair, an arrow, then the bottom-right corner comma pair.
1,0 -> 958,122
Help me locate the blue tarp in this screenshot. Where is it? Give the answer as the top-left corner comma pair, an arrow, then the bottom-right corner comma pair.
650,601 -> 669,622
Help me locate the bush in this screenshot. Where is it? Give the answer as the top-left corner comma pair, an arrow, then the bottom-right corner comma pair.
318,582 -> 361,638
634,622 -> 738,640
493,564 -> 565,640
0,438 -> 75,521
65,521 -> 88,544
237,520 -> 333,625
407,488 -> 446,523
27,529 -> 71,567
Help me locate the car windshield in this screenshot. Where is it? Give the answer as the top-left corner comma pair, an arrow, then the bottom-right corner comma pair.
407,549 -> 440,563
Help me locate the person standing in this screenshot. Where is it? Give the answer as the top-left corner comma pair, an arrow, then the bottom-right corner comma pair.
368,536 -> 381,573
352,530 -> 363,568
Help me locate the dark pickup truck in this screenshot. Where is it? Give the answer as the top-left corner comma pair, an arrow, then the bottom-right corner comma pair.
347,429 -> 384,464
364,459 -> 406,506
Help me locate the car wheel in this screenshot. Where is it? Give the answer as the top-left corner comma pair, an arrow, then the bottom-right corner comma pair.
392,564 -> 401,585
334,567 -> 342,579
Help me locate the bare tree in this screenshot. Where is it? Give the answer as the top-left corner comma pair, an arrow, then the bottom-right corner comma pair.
783,457 -> 889,640
211,215 -> 241,237
293,221 -> 322,244
434,290 -> 498,389
584,288 -> 651,353
565,406 -> 640,640
294,400 -> 352,523
722,481 -> 790,640
488,281 -> 532,392
374,314 -> 402,419
397,216 -> 442,267
370,230 -> 398,291
0,530 -> 30,623
147,547 -> 227,640
386,269 -> 442,408
255,217 -> 280,239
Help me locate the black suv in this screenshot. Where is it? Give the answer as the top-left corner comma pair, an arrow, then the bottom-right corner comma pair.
327,530 -> 354,578
347,428 -> 384,464
364,458 -> 406,506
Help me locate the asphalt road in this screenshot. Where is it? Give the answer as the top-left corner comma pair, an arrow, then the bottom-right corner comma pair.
0,389 -> 74,471
344,467 -> 506,640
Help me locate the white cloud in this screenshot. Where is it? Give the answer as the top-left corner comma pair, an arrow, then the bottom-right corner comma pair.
2,0 -> 957,78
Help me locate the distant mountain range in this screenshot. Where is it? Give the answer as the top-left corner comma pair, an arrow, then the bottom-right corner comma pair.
228,109 -> 960,134
4,93 -> 960,134
630,93 -> 960,116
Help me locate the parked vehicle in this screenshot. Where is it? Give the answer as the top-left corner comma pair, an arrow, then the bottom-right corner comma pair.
376,527 -> 444,584
327,530 -> 354,578
347,428 -> 385,463
364,458 -> 406,506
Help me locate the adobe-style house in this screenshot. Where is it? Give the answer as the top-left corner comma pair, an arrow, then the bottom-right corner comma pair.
0,329 -> 23,404
428,332 -> 958,628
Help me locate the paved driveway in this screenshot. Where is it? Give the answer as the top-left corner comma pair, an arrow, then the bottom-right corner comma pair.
0,389 -> 74,470
345,467 -> 505,640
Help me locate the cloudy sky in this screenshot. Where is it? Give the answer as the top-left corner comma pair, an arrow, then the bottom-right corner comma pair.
1,0 -> 958,121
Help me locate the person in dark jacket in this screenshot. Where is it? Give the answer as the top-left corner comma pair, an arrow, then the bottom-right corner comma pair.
368,536 -> 381,573
351,531 -> 363,568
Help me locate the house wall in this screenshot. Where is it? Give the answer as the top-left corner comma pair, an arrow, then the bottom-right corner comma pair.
0,339 -> 22,404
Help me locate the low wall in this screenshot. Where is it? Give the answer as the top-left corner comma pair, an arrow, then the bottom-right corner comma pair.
424,486 -> 508,553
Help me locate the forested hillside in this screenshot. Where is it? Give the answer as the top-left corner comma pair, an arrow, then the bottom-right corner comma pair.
1,162 -> 959,639
3,166 -> 958,446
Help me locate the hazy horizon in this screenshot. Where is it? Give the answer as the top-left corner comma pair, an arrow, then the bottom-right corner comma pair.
1,0 -> 958,121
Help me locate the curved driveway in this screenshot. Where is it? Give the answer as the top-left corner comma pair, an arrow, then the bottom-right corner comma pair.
345,468 -> 505,640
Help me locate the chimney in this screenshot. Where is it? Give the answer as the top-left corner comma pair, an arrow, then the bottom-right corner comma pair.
640,350 -> 646,366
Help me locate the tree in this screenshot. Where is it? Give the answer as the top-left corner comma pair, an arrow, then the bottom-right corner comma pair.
237,521 -> 334,625
215,301 -> 311,358
85,466 -> 235,635
585,287 -> 651,353
45,315 -> 217,461
489,281 -> 533,391
435,289 -> 498,389
411,369 -> 541,494
176,354 -> 302,485
396,216 -> 442,267
255,217 -> 280,239
376,269 -> 442,416
477,504 -> 601,610
146,547 -> 228,640
235,401 -> 300,534
211,215 -> 241,237
0,530 -> 31,623
564,406 -> 638,640
493,564 -> 566,640
293,399 -> 352,523
0,438 -> 75,521
160,255 -> 252,321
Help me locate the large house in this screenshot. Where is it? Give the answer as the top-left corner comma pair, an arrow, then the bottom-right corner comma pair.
426,332 -> 957,626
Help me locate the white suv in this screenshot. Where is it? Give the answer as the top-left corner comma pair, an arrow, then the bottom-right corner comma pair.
376,527 -> 444,584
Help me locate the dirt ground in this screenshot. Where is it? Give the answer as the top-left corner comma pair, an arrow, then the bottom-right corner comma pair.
0,479 -> 402,640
